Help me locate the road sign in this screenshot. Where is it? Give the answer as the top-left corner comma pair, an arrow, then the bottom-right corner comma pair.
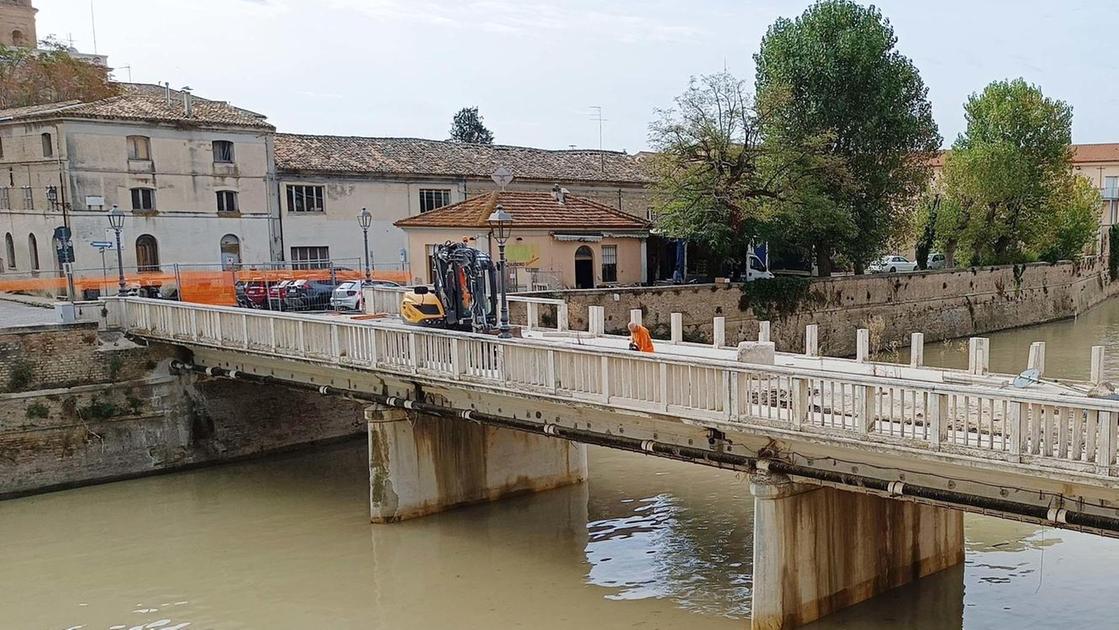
54,225 -> 72,242
90,241 -> 114,249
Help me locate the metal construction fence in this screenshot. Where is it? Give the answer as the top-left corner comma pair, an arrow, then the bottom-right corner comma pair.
0,259 -> 415,309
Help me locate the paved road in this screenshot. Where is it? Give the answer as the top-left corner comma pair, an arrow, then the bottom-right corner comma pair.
0,300 -> 60,328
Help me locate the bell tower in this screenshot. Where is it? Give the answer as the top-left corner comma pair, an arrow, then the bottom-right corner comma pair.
0,0 -> 37,48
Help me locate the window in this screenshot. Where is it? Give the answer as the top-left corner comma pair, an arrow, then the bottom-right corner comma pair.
11,30 -> 24,46
0,188 -> 8,210
216,190 -> 239,213
286,185 -> 324,213
419,189 -> 452,213
131,188 -> 155,211
136,235 -> 160,272
127,135 -> 151,160
4,233 -> 14,269
212,140 -> 235,163
601,245 -> 618,283
41,132 -> 53,157
21,186 -> 32,210
27,234 -> 38,271
291,246 -> 330,270
220,234 -> 241,270
0,137 -> 4,159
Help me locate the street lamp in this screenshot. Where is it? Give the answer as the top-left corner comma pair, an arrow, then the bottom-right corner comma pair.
487,204 -> 513,338
357,207 -> 373,281
45,185 -> 58,210
108,205 -> 127,296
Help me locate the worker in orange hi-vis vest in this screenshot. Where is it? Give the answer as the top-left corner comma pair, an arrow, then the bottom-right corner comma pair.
627,321 -> 655,353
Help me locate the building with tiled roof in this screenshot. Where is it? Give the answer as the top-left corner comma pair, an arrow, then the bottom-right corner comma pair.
276,133 -> 650,184
0,82 -> 280,280
0,83 -> 273,130
394,190 -> 650,290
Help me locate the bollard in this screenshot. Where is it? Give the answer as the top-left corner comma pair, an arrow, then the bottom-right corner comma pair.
670,312 -> 683,344
1028,341 -> 1046,377
805,324 -> 819,357
910,333 -> 924,368
968,338 -> 990,375
630,309 -> 642,327
758,320 -> 771,343
589,306 -> 605,337
1091,346 -> 1106,385
713,316 -> 726,348
856,329 -> 869,363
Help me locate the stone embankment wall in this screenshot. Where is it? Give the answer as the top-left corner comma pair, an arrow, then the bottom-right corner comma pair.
518,258 -> 1119,356
0,324 -> 365,497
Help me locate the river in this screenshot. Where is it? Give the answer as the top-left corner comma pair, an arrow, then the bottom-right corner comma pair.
4,300 -> 1119,629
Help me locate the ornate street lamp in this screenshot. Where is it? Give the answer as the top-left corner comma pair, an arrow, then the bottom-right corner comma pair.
108,205 -> 127,296
487,204 -> 513,338
45,185 -> 58,210
357,207 -> 373,281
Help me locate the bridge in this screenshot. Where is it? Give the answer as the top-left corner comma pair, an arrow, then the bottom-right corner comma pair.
106,295 -> 1119,629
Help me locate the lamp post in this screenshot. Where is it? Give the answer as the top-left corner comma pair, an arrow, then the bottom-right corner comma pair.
487,204 -> 513,338
357,207 -> 373,282
108,205 -> 127,296
45,185 -> 58,210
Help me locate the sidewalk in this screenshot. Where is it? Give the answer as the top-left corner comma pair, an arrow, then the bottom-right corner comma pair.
0,292 -> 56,309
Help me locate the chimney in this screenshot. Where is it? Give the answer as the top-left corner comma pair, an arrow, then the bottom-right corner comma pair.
552,183 -> 565,205
181,86 -> 193,117
164,82 -> 171,106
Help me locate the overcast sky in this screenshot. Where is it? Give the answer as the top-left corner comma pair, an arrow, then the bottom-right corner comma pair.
39,0 -> 1119,152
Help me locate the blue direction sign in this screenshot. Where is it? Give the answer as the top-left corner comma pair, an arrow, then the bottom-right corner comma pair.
90,241 -> 114,249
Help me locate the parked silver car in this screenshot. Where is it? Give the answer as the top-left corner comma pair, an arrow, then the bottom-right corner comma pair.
926,252 -> 947,270
868,256 -> 918,273
330,280 -> 400,311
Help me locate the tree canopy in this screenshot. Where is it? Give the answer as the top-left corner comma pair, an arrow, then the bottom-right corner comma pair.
0,39 -> 118,109
449,106 -> 494,144
754,0 -> 941,273
647,72 -> 849,270
931,79 -> 1097,265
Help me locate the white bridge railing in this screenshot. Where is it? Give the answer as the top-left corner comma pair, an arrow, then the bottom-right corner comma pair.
117,298 -> 1119,479
363,286 -> 569,331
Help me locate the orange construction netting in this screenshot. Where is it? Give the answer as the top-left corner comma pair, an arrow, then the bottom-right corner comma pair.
0,268 -> 413,306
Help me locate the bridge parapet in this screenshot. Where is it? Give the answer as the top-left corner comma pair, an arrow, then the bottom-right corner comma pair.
113,297 -> 1119,484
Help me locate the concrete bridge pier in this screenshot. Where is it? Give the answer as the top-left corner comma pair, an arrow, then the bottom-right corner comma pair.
749,472 -> 964,629
366,407 -> 588,523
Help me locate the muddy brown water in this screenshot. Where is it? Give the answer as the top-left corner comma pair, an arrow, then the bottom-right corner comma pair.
4,300 -> 1119,629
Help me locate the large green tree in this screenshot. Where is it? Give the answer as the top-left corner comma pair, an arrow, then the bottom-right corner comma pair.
647,72 -> 848,267
935,79 -> 1097,265
755,0 -> 941,274
449,106 -> 494,144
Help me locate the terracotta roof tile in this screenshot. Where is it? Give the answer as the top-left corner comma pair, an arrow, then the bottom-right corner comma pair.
275,133 -> 652,184
0,83 -> 273,130
931,144 -> 1119,169
395,191 -> 650,231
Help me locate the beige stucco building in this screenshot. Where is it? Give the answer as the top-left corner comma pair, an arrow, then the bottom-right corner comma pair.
0,84 -> 279,279
395,190 -> 650,290
0,0 -> 35,48
274,134 -> 652,275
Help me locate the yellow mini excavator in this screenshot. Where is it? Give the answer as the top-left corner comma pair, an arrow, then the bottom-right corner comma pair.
400,241 -> 499,332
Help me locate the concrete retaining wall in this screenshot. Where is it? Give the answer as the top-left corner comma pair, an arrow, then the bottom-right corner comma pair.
519,258 -> 1119,356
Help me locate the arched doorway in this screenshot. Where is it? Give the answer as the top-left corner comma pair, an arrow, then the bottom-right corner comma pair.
136,234 -> 160,272
220,234 -> 241,270
574,245 -> 594,289
4,233 -> 15,270
27,234 -> 39,273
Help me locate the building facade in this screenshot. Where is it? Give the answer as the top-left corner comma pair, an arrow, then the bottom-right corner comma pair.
395,190 -> 650,290
274,134 -> 652,276
0,84 -> 279,279
0,0 -> 35,48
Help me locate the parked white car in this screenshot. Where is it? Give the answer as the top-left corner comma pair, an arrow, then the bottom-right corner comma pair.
869,256 -> 918,273
331,280 -> 401,311
926,252 -> 946,270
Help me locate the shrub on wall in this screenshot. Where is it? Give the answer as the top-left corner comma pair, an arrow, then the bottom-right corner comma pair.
1110,225 -> 1119,281
738,277 -> 821,321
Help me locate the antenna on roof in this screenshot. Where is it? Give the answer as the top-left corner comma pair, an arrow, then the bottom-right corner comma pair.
491,166 -> 513,191
90,0 -> 99,54
589,105 -> 607,173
